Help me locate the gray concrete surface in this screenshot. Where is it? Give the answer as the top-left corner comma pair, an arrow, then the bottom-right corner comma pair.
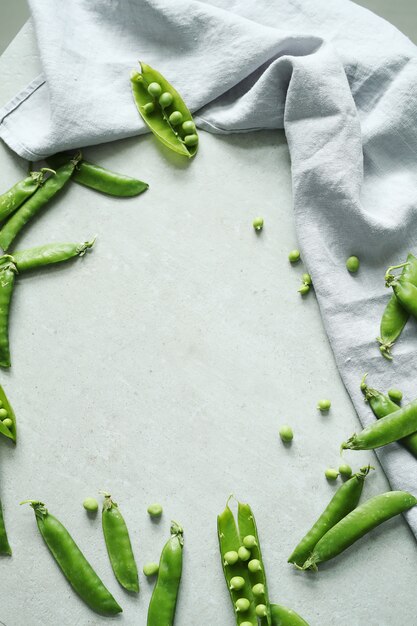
0,0 -> 29,54
1,6 -> 417,626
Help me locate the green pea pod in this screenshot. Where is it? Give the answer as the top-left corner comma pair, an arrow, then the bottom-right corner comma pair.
302,491 -> 417,570
131,62 -> 198,158
0,169 -> 54,222
288,466 -> 371,567
0,257 -> 16,369
147,521 -> 184,626
46,153 -> 149,197
0,153 -> 81,251
361,374 -> 417,458
0,497 -> 11,556
271,604 -> 310,626
13,238 -> 95,272
21,501 -> 122,615
342,398 -> 417,450
238,501 -> 272,626
0,385 -> 17,443
101,493 -> 139,593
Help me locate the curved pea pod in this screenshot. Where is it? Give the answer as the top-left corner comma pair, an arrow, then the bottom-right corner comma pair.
46,153 -> 149,197
0,153 -> 81,251
0,169 -> 54,222
217,501 -> 257,625
13,238 -> 95,272
301,491 -> 417,571
342,398 -> 417,450
377,295 -> 409,359
361,375 -> 417,458
238,501 -> 271,625
0,498 -> 11,556
101,493 -> 139,592
147,521 -> 184,626
0,258 -> 16,369
288,466 -> 371,567
0,385 -> 17,443
131,62 -> 198,158
21,501 -> 122,615
271,604 -> 310,626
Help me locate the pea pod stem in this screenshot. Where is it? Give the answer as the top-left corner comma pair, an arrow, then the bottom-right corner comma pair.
385,262 -> 410,286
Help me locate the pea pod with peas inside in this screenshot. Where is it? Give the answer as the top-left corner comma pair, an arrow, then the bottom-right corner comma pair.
21,500 -> 122,615
0,385 -> 17,443
0,168 -> 55,223
131,62 -> 198,158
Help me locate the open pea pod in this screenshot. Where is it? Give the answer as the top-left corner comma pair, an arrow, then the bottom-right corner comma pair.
0,385 -> 16,443
131,62 -> 198,158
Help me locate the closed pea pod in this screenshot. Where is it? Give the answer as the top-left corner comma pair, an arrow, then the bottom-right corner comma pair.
0,256 -> 16,368
13,238 -> 95,272
271,604 -> 310,626
0,498 -> 11,556
288,466 -> 372,567
301,491 -> 417,570
21,501 -> 122,615
147,522 -> 184,626
0,168 -> 54,222
385,260 -> 417,320
101,492 -> 139,593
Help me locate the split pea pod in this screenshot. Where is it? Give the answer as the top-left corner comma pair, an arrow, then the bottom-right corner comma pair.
0,168 -> 54,222
0,153 -> 81,251
238,501 -> 271,625
288,466 -> 371,567
0,385 -> 17,443
131,62 -> 198,158
361,374 -> 417,458
301,491 -> 417,570
217,502 -> 257,625
147,521 -> 184,626
101,492 -> 139,593
0,497 -> 11,556
21,500 -> 122,615
271,604 -> 310,626
46,153 -> 149,197
13,238 -> 95,272
0,257 -> 16,368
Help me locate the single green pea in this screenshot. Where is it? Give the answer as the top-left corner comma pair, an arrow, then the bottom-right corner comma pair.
252,217 -> 264,231
143,562 -> 159,577
184,133 -> 199,146
224,550 -> 239,565
147,503 -> 163,518
339,464 -> 353,478
159,92 -> 173,108
142,102 -> 155,115
288,249 -> 301,263
182,120 -> 196,134
325,468 -> 339,480
256,604 -> 267,617
243,534 -> 257,549
229,576 -> 245,591
317,399 -> 331,412
2,418 -> 12,429
169,111 -> 183,126
236,598 -> 250,612
346,256 -> 360,273
0,408 -> 8,419
302,273 -> 312,285
238,546 -> 251,561
82,497 -> 98,512
248,559 -> 262,573
298,284 -> 310,295
279,425 -> 293,443
388,388 -> 403,403
148,82 -> 162,98
252,583 -> 265,596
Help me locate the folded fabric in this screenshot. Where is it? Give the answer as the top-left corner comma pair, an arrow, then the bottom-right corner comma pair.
2,0 -> 417,535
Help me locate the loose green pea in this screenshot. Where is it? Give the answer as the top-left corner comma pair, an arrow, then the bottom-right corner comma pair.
2,418 -> 12,429
236,598 -> 250,612
184,134 -> 199,147
279,425 -> 293,443
147,503 -> 163,518
388,388 -> 403,404
148,82 -> 162,98
302,273 -> 312,285
82,497 -> 98,512
339,464 -> 353,478
248,559 -> 262,573
317,399 -> 331,412
252,583 -> 265,596
182,120 -> 196,134
143,562 -> 159,577
325,468 -> 339,480
224,550 -> 239,566
238,546 -> 251,561
256,604 -> 267,617
229,576 -> 245,591
252,217 -> 264,231
243,534 -> 257,549
0,409 -> 8,419
288,249 -> 301,263
346,256 -> 360,273
298,284 -> 310,295
143,102 -> 155,115
159,92 -> 173,108
169,111 -> 183,126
